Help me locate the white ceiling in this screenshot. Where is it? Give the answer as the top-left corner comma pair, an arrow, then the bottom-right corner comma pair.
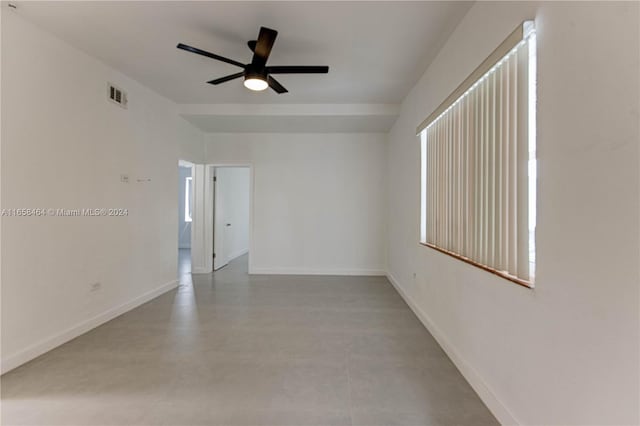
13,1 -> 472,105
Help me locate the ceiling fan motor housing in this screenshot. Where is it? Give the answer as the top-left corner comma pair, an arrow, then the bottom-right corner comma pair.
244,64 -> 267,81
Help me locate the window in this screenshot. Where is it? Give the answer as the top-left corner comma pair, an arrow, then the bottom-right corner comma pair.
418,21 -> 536,287
185,176 -> 193,222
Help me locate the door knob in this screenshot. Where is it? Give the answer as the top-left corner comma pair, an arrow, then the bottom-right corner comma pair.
226,223 -> 231,226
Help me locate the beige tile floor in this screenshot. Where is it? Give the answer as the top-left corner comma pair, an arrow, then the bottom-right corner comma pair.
1,251 -> 498,426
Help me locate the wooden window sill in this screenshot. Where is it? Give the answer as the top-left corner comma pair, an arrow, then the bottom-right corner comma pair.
419,242 -> 534,289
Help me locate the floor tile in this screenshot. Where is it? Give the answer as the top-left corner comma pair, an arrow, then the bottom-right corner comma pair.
1,252 -> 497,426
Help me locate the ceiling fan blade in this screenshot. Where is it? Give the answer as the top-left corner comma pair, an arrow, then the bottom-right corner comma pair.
207,72 -> 245,85
251,27 -> 278,68
177,43 -> 245,68
266,66 -> 329,74
267,76 -> 288,94
247,40 -> 257,52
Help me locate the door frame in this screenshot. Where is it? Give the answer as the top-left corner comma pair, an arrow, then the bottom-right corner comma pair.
200,163 -> 254,274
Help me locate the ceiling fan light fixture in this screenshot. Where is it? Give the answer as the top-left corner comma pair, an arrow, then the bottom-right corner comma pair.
243,76 -> 268,91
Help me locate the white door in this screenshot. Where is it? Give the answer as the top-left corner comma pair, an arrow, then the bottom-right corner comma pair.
213,169 -> 229,270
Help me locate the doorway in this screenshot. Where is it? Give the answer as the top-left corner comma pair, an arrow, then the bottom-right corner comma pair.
178,161 -> 194,280
212,166 -> 251,271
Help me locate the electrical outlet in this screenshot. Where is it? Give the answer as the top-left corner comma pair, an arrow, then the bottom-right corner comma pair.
120,174 -> 129,183
90,282 -> 101,292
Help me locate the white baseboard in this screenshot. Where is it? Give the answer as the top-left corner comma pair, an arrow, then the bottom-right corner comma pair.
250,267 -> 386,276
386,273 -> 519,426
191,267 -> 211,274
1,279 -> 178,375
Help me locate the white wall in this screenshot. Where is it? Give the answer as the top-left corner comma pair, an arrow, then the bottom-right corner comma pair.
387,1 -> 640,425
216,167 -> 250,262
178,166 -> 192,249
205,133 -> 387,275
1,12 -> 205,372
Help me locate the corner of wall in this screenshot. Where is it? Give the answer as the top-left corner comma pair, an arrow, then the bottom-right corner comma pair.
385,272 -> 519,425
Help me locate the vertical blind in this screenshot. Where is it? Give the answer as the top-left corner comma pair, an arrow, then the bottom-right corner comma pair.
419,21 -> 536,286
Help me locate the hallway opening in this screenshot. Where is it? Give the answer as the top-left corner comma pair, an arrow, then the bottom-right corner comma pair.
178,161 -> 194,283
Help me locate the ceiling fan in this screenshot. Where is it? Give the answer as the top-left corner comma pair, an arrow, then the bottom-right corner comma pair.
177,26 -> 329,94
